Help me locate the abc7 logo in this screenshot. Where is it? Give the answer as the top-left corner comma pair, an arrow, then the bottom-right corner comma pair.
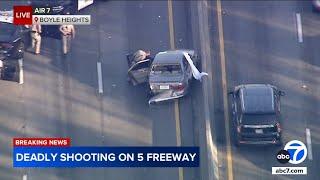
276,140 -> 307,164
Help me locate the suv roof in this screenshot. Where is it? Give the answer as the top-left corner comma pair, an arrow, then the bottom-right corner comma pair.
240,84 -> 275,114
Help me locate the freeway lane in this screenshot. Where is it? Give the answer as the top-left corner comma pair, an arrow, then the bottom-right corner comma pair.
210,0 -> 320,180
298,1 -> 320,178
0,1 -> 200,180
100,1 -> 198,179
0,78 -> 24,180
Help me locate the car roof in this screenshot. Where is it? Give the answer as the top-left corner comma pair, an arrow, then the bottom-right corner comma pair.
153,51 -> 184,64
239,84 -> 275,114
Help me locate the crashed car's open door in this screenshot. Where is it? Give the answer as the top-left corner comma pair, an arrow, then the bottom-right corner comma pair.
127,59 -> 151,85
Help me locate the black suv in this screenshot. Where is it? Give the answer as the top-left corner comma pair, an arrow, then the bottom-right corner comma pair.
0,21 -> 29,59
229,84 -> 285,146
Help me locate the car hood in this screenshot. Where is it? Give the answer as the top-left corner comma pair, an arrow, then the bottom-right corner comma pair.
149,74 -> 184,83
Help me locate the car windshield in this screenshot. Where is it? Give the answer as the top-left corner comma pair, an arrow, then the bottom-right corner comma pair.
151,64 -> 182,75
0,22 -> 16,36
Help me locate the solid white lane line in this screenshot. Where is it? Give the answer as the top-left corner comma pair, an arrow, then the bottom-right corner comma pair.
306,128 -> 313,160
217,0 -> 233,179
18,58 -> 24,84
97,62 -> 103,94
296,13 -> 303,43
22,174 -> 27,180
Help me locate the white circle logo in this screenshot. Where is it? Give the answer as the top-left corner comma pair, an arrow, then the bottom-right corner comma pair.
284,140 -> 307,164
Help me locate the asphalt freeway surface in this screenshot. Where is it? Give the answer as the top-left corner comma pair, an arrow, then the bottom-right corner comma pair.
1,1 -> 320,180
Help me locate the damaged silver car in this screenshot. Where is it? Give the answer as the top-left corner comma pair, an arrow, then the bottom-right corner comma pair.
126,50 -> 200,104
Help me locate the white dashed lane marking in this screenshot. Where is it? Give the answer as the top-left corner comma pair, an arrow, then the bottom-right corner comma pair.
22,174 -> 27,180
19,58 -> 24,84
296,13 -> 303,43
97,62 -> 103,94
306,128 -> 313,160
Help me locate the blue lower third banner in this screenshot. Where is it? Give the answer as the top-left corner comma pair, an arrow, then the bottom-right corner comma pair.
13,147 -> 199,167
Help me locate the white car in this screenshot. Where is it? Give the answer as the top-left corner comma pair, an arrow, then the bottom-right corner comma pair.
126,50 -> 206,104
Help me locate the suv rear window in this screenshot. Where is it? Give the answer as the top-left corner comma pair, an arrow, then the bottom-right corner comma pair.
242,114 -> 277,126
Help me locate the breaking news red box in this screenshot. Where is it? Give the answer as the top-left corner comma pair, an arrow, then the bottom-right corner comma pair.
13,137 -> 71,147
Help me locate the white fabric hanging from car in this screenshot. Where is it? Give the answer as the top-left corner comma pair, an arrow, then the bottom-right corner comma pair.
183,52 -> 208,81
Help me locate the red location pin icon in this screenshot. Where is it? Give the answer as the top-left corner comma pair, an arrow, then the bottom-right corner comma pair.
34,17 -> 38,23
